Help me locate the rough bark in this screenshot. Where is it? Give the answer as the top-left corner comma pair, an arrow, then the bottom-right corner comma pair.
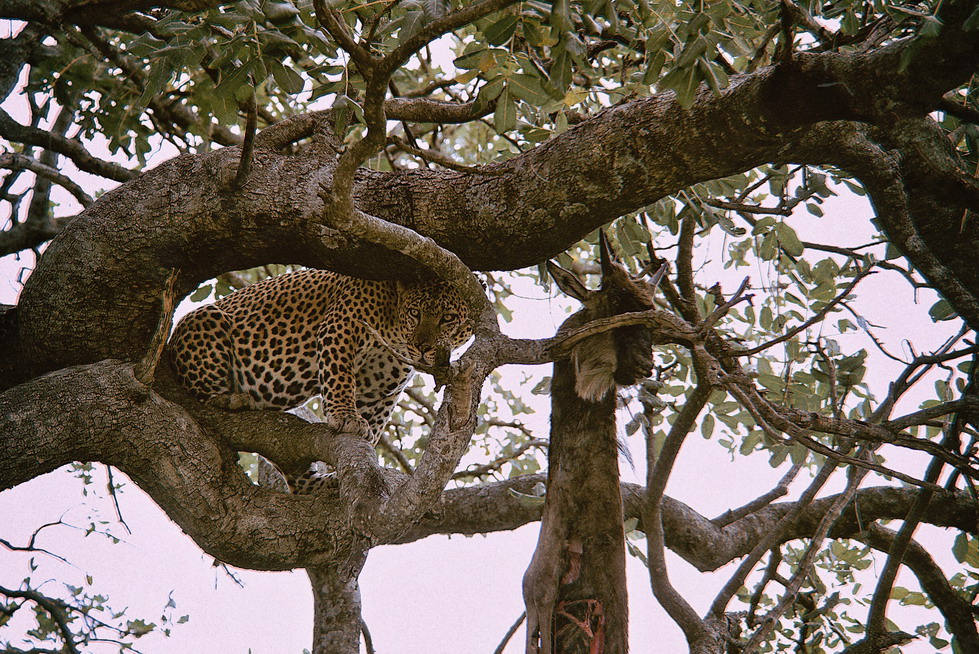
308,558 -> 368,654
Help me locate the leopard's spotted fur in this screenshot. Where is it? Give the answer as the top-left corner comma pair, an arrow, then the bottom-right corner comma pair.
169,269 -> 472,445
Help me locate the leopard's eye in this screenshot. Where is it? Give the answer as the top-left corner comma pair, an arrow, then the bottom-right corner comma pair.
407,307 -> 421,319
440,313 -> 459,324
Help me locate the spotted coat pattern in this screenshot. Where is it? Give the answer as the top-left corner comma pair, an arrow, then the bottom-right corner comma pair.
168,269 -> 472,443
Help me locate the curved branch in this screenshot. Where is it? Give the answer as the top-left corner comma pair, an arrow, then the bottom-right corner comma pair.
380,0 -> 520,75
0,152 -> 93,207
644,358 -> 713,643
857,524 -> 979,650
0,107 -> 136,182
2,365 -> 976,577
0,361 -> 349,570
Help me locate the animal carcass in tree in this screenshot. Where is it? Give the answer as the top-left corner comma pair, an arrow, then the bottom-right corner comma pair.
523,232 -> 663,654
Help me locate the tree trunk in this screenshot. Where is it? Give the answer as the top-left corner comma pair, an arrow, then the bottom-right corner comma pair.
523,357 -> 629,653
308,550 -> 368,654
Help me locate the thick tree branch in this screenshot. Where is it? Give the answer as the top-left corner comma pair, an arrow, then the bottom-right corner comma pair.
9,0 -> 979,423
2,363 -> 976,577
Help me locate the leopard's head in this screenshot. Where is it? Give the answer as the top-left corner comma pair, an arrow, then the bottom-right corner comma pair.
396,281 -> 473,366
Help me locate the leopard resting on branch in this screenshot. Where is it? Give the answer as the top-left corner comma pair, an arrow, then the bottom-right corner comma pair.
168,268 -> 473,490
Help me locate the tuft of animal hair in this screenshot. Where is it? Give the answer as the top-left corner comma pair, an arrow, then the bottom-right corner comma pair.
571,332 -> 618,401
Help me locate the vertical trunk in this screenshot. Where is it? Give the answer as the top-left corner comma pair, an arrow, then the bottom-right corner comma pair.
308,550 -> 368,654
523,357 -> 629,654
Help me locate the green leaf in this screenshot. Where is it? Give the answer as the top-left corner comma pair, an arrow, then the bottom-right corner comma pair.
548,50 -> 572,93
214,57 -> 256,98
267,58 -> 305,94
507,73 -> 550,105
698,59 -> 728,96
531,376 -> 551,395
929,298 -> 957,322
752,216 -> 776,235
484,15 -> 519,45
257,29 -> 300,53
676,35 -> 709,68
774,222 -> 804,256
264,2 -> 300,24
138,62 -> 171,107
759,231 -> 777,260
549,0 -> 572,33
952,533 -> 979,566
494,86 -> 517,133
919,15 -> 944,39
965,6 -> 979,31
701,413 -> 715,438
398,10 -> 425,45
189,284 -> 213,302
478,75 -> 506,104
661,65 -> 700,109
454,48 -> 490,70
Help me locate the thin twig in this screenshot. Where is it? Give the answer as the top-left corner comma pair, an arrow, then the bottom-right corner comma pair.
494,611 -> 526,654
0,153 -> 93,207
105,465 -> 132,535
699,276 -> 751,336
452,438 -> 548,480
732,268 -> 873,357
712,462 -> 803,527
389,135 -> 503,175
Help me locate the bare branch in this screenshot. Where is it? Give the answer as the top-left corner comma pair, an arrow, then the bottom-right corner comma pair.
711,463 -> 803,528
708,459 -> 838,617
644,355 -> 713,643
0,152 -> 93,207
389,135 -> 503,175
0,107 -> 135,182
733,267 -> 873,357
380,0 -> 521,75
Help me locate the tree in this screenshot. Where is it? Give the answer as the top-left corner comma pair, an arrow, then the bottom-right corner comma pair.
2,0 -> 979,652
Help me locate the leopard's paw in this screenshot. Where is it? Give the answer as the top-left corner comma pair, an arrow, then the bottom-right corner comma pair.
324,410 -> 372,439
207,393 -> 255,410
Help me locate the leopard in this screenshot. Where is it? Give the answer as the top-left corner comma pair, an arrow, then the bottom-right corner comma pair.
168,269 -> 473,450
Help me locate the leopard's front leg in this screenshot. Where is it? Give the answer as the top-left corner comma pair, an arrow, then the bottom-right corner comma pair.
316,320 -> 373,440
